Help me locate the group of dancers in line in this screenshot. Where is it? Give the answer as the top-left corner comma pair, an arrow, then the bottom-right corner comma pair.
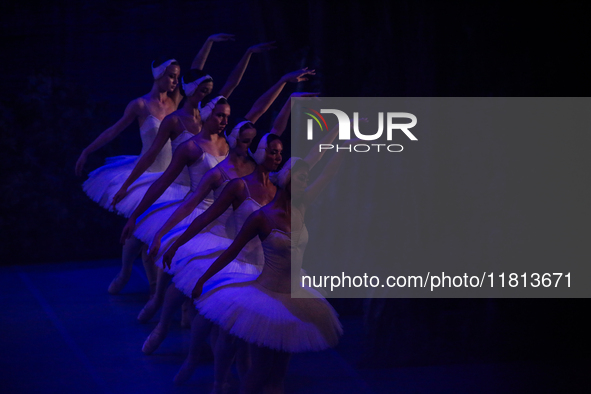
75,33 -> 353,393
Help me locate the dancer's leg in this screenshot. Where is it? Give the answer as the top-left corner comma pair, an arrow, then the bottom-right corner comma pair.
181,298 -> 197,328
212,330 -> 240,393
210,323 -> 220,350
141,245 -> 157,296
174,313 -> 214,384
138,269 -> 171,323
262,352 -> 290,394
142,284 -> 186,354
108,235 -> 143,294
240,344 -> 274,394
235,341 -> 251,382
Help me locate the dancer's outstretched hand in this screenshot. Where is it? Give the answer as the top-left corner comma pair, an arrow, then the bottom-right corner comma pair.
248,41 -> 277,53
148,238 -> 161,259
192,281 -> 204,299
208,33 -> 235,42
111,187 -> 129,209
282,67 -> 316,83
75,152 -> 88,177
120,219 -> 136,244
162,246 -> 177,270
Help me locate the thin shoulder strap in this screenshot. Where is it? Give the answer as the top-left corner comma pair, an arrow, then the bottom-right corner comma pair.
217,165 -> 231,181
241,178 -> 251,197
261,208 -> 281,231
177,116 -> 189,132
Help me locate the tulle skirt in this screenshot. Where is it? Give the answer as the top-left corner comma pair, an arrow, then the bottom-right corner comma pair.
83,155 -> 189,218
133,198 -> 211,244
195,281 -> 342,353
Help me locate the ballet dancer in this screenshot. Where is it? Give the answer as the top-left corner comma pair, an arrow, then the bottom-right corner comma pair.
119,68 -> 316,321
75,33 -> 235,294
137,91 -> 320,355
191,151 -> 350,393
163,116 -> 346,386
106,40 -> 276,294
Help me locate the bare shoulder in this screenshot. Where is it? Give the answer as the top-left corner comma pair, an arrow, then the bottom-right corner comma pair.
127,97 -> 145,113
178,137 -> 205,160
202,166 -> 224,186
226,177 -> 246,193
247,209 -> 267,228
134,96 -> 149,110
208,166 -> 224,181
161,111 -> 181,128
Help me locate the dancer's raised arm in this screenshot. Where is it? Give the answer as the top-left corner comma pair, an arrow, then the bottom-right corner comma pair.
191,33 -> 235,70
300,139 -> 358,207
218,41 -> 277,99
243,68 -> 316,123
269,92 -> 320,136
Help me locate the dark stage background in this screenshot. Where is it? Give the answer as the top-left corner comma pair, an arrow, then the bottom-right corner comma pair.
1,0 -> 589,377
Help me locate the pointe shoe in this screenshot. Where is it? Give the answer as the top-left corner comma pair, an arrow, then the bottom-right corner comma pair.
137,297 -> 163,324
142,324 -> 168,355
173,344 -> 213,384
173,359 -> 198,385
107,272 -> 130,294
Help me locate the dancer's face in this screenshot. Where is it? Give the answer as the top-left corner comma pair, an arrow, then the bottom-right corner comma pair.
158,64 -> 180,92
262,139 -> 283,171
192,81 -> 213,102
235,127 -> 257,155
204,103 -> 230,134
289,167 -> 309,198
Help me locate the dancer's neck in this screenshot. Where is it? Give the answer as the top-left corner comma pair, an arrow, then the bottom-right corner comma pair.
228,148 -> 251,164
149,83 -> 169,102
199,124 -> 223,141
252,165 -> 272,185
271,188 -> 292,215
181,100 -> 200,118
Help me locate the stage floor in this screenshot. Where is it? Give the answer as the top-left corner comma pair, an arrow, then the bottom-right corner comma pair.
0,259 -> 585,393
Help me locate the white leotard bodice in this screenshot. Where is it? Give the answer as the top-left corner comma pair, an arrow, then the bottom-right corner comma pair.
231,179 -> 266,267
258,207 -> 308,293
171,129 -> 194,186
186,143 -> 227,213
140,115 -> 172,172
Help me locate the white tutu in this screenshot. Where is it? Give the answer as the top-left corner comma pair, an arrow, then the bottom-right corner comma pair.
172,242 -> 261,294
196,280 -> 342,353
133,198 -> 210,245
194,207 -> 342,353
83,155 -> 189,217
171,192 -> 265,296
82,115 -> 189,217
